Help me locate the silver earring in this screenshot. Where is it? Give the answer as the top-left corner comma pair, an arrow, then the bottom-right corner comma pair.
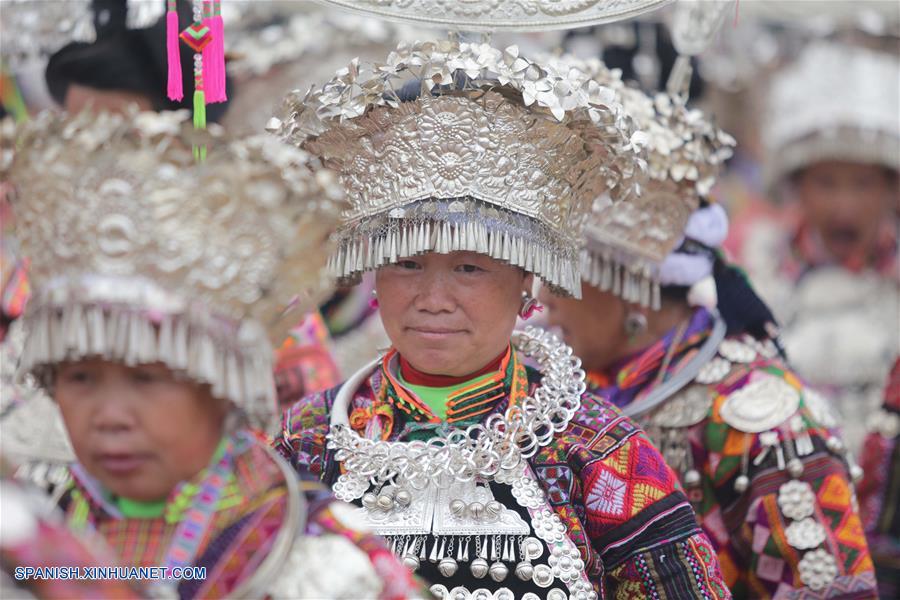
519,291 -> 542,320
624,311 -> 648,337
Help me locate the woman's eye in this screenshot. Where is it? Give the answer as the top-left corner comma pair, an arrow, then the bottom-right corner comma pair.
61,370 -> 93,384
396,260 -> 421,270
457,264 -> 484,273
132,370 -> 164,384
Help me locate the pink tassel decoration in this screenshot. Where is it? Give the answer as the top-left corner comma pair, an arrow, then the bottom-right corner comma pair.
201,1 -> 215,101
205,0 -> 227,103
166,0 -> 183,101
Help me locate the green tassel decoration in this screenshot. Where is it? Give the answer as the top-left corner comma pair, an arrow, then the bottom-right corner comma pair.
193,89 -> 207,161
193,89 -> 206,129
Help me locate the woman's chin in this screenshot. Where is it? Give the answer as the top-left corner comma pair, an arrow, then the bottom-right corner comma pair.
401,349 -> 467,376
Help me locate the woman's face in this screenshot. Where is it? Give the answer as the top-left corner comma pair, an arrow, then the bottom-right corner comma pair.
55,360 -> 227,502
375,251 -> 531,377
539,283 -> 628,373
793,161 -> 897,264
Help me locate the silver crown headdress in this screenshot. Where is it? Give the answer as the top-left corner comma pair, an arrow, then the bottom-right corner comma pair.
764,41 -> 900,191
271,39 -> 646,297
7,110 -> 345,428
543,54 -> 735,307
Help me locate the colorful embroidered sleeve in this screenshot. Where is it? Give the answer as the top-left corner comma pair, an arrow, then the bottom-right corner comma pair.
556,394 -> 730,598
700,367 -> 877,598
276,388 -> 334,480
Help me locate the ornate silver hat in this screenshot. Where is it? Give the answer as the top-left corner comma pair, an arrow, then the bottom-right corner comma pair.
764,41 -> 900,191
544,54 -> 735,307
271,39 -> 646,297
7,110 -> 345,427
316,0 -> 671,31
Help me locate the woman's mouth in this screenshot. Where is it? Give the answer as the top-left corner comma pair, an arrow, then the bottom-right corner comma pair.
407,327 -> 464,340
94,453 -> 148,475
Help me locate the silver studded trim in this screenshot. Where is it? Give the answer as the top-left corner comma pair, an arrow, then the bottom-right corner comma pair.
717,339 -> 758,363
531,510 -> 568,545
511,477 -> 548,509
696,357 -> 731,385
649,385 -> 712,428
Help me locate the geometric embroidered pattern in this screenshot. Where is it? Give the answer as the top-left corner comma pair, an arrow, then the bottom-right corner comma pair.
586,469 -> 628,518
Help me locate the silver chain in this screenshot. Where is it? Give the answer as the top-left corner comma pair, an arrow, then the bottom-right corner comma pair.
328,326 -> 586,491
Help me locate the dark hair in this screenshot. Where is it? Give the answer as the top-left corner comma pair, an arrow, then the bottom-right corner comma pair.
661,251 -> 782,347
45,0 -> 230,122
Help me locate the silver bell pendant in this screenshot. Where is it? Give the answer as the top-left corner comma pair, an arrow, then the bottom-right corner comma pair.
515,560 -> 534,581
437,556 -> 458,578
401,554 -> 420,571
488,561 -> 508,582
470,557 -> 489,579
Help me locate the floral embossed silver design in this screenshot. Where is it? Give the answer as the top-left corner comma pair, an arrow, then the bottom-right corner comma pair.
777,480 -> 816,521
785,518 -> 827,550
318,0 -> 670,31
720,373 -> 801,433
9,110 -> 345,427
798,549 -> 838,591
650,385 -> 712,428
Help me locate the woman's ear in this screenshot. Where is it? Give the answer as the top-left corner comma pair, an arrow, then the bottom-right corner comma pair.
522,272 -> 535,295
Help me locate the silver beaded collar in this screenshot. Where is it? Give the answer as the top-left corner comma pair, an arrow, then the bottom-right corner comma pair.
327,327 -> 586,498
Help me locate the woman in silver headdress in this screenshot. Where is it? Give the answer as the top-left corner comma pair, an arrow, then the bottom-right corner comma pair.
274,39 -> 730,600
540,57 -> 877,599
6,109 -> 419,599
734,41 -> 899,456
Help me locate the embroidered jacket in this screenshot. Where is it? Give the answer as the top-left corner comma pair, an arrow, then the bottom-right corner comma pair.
594,329 -> 878,598
277,359 -> 731,599
56,435 -> 420,599
1,476 -> 144,599
858,359 -> 900,599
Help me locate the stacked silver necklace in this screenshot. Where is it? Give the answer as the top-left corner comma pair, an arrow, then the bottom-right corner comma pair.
327,327 -> 589,593
328,326 -> 585,494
